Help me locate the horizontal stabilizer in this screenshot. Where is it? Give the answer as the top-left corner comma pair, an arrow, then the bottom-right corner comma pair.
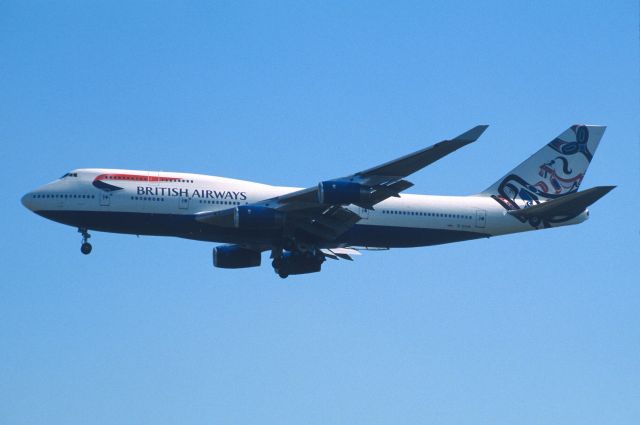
507,186 -> 615,219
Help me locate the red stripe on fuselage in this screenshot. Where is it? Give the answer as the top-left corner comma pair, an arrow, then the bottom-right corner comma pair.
94,173 -> 184,183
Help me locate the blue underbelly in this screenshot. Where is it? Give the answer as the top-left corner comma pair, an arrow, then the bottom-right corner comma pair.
35,210 -> 488,248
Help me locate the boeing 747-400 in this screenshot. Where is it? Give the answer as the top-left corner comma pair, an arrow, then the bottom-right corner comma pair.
22,125 -> 614,278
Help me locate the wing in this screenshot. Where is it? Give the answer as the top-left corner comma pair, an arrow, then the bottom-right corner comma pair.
197,125 -> 488,241
271,124 -> 488,210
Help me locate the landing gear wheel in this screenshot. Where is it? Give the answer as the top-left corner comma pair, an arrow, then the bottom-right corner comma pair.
272,259 -> 288,278
78,227 -> 92,255
81,242 -> 92,255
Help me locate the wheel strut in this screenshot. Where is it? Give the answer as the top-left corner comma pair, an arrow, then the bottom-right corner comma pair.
78,227 -> 92,255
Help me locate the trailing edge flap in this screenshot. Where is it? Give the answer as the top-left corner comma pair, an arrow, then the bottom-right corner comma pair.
320,247 -> 362,261
291,206 -> 362,240
507,186 -> 615,219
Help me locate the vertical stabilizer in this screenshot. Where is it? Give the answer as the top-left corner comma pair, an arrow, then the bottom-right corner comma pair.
481,125 -> 606,210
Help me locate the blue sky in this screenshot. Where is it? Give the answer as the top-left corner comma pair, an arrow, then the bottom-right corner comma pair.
1,1 -> 638,424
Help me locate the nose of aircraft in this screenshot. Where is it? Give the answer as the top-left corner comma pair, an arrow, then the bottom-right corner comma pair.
21,192 -> 34,211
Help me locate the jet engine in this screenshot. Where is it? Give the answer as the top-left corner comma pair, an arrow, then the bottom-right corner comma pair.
213,245 -> 261,268
317,181 -> 373,206
234,206 -> 285,228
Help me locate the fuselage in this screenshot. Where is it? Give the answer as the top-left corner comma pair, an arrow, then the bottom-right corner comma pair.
21,168 -> 588,248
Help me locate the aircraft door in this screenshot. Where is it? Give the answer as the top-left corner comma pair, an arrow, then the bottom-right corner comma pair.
100,192 -> 111,206
475,209 -> 486,228
179,197 -> 190,210
358,207 -> 370,220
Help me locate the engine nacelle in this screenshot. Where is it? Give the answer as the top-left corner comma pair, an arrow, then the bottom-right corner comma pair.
318,180 -> 372,205
213,245 -> 261,269
274,251 -> 325,277
233,205 -> 285,228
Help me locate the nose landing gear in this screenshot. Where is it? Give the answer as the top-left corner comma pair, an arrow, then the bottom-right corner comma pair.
78,227 -> 92,255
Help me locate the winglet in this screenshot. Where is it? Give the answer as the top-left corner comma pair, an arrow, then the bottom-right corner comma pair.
453,125 -> 489,143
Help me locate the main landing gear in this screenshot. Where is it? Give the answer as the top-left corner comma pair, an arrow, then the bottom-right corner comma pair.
78,227 -> 92,255
271,249 -> 325,279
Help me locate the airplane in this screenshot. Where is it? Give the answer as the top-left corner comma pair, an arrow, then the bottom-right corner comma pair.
21,125 -> 614,278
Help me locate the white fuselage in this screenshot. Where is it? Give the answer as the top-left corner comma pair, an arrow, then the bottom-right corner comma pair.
21,168 -> 588,248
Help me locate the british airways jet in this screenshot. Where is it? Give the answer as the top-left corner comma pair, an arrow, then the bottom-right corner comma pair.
22,125 -> 613,278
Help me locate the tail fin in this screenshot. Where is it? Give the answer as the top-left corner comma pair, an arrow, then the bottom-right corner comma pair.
481,125 -> 606,209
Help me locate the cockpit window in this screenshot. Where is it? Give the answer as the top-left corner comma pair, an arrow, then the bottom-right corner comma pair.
60,172 -> 78,179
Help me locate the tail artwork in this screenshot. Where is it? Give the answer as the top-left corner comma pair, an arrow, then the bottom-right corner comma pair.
481,125 -> 611,228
